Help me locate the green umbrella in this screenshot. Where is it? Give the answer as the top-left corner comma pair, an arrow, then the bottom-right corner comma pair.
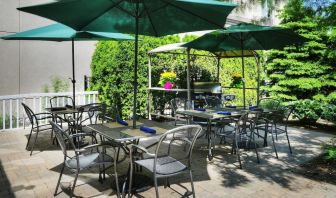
17,0 -> 237,127
183,23 -> 308,107
2,23 -> 134,106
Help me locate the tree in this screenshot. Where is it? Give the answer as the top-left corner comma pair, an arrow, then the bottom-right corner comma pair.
263,0 -> 336,104
91,34 -> 260,118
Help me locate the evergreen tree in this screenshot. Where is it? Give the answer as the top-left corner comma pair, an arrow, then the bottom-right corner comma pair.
263,0 -> 336,103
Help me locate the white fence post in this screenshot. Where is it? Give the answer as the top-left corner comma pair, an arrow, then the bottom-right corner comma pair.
9,99 -> 12,129
0,91 -> 98,131
2,100 -> 5,129
16,99 -> 19,128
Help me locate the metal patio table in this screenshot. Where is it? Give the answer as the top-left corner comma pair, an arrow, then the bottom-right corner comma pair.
176,109 -> 241,160
46,105 -> 89,147
87,119 -> 174,196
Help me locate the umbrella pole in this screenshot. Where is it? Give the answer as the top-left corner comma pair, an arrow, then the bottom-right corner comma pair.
71,39 -> 76,108
240,34 -> 246,108
187,49 -> 191,104
133,2 -> 139,128
217,57 -> 220,82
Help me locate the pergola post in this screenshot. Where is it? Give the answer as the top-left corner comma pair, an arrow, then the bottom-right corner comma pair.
148,56 -> 152,120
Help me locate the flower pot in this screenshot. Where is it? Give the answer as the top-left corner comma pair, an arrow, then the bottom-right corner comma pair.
164,82 -> 173,89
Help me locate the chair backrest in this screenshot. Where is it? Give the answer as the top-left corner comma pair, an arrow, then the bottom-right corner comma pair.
86,103 -> 107,124
49,121 -> 76,157
277,105 -> 295,123
170,98 -> 187,114
153,125 -> 203,172
235,112 -> 250,135
22,103 -> 37,126
49,96 -> 74,108
205,96 -> 222,109
259,98 -> 281,110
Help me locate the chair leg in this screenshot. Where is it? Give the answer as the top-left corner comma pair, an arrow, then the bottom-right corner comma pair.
235,139 -> 242,169
26,128 -> 33,149
113,150 -> 120,198
275,124 -> 278,141
189,170 -> 196,198
54,163 -> 65,196
154,177 -> 159,198
128,161 -> 134,198
270,125 -> 278,159
30,130 -> 39,156
285,130 -> 292,154
71,171 -> 79,198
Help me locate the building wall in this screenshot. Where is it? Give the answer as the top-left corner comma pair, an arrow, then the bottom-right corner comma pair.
0,0 -> 285,96
0,0 -> 96,95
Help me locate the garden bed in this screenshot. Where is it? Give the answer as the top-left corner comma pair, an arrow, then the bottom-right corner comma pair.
293,153 -> 336,185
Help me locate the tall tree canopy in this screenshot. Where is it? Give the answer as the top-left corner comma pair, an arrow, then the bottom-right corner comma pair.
263,0 -> 336,103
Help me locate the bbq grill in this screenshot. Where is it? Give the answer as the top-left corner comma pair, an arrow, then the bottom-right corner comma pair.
193,82 -> 222,108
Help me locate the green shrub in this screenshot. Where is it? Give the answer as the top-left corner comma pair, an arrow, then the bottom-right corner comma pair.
292,99 -> 323,124
0,115 -> 18,129
324,137 -> 336,160
321,104 -> 336,123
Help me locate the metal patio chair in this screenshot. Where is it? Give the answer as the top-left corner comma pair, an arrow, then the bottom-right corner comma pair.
205,96 -> 223,109
49,96 -> 74,139
22,103 -> 53,156
128,125 -> 203,198
216,112 -> 260,169
264,105 -> 294,158
49,96 -> 74,108
50,121 -> 122,198
170,98 -> 188,126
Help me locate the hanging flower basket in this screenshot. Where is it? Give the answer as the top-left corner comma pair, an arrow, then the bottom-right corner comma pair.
159,71 -> 176,89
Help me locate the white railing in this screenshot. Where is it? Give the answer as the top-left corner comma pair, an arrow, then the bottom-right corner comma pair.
0,91 -> 99,131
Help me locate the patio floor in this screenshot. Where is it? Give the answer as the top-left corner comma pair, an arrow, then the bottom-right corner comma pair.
0,124 -> 335,198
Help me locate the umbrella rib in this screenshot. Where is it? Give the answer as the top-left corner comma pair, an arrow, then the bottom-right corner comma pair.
162,0 -> 223,28
143,4 -> 169,15
116,5 -> 136,17
81,0 -> 125,30
142,2 -> 159,36
250,34 -> 266,49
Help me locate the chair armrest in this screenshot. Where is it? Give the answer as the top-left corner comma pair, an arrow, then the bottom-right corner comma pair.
103,115 -> 113,122
35,113 -> 53,120
75,143 -> 101,153
75,141 -> 123,153
69,133 -> 94,138
131,144 -> 155,157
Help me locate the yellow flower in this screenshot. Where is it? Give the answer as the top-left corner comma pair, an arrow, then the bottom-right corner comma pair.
161,71 -> 176,78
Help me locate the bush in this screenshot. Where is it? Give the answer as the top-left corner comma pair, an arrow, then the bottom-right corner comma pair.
0,115 -> 18,129
324,137 -> 336,160
321,104 -> 336,124
292,99 -> 324,124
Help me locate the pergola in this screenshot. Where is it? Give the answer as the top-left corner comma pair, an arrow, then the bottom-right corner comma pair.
147,42 -> 261,118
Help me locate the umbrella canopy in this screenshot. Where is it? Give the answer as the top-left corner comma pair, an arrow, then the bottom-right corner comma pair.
183,23 -> 308,107
2,23 -> 134,41
17,0 -> 237,127
1,23 -> 134,107
183,23 -> 308,51
17,0 -> 237,36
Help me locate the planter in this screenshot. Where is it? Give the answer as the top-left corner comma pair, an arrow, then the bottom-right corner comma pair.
163,81 -> 174,89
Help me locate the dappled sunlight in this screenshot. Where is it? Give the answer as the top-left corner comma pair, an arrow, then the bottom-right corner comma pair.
0,125 -> 335,197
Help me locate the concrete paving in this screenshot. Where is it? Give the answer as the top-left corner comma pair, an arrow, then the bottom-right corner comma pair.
0,125 -> 335,198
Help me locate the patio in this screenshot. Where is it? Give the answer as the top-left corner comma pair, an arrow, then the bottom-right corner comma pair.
0,124 -> 335,198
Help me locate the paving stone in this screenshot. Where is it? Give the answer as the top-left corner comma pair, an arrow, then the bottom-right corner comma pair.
0,127 -> 335,197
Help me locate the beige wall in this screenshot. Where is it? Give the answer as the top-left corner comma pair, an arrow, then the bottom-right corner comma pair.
0,0 -> 96,95
0,0 -> 285,96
